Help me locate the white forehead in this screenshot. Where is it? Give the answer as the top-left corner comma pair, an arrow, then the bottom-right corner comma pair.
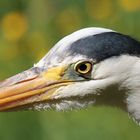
35,27 -> 115,69
55,27 -> 114,48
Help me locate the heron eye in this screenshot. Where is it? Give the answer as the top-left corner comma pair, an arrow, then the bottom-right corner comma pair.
74,61 -> 92,75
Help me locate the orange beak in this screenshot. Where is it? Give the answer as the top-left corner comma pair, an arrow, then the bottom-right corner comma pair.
0,66 -> 73,111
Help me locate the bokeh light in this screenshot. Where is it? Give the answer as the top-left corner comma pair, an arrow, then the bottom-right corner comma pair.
2,12 -> 28,42
119,0 -> 140,12
86,0 -> 114,20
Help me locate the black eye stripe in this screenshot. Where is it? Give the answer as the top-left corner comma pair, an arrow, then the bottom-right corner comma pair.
69,32 -> 140,62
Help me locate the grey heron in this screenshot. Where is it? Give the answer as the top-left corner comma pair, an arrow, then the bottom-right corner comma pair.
0,27 -> 140,123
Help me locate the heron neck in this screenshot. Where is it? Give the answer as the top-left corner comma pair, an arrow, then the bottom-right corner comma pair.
122,60 -> 140,123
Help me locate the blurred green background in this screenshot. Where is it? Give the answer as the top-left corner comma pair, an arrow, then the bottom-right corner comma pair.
0,0 -> 140,140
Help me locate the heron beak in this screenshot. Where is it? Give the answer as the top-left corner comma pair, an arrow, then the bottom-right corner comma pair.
0,66 -> 73,111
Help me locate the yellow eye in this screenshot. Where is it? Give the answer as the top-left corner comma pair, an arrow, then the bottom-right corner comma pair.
74,61 -> 92,75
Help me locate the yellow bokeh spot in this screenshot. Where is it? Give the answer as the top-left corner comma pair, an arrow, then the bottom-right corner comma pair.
119,0 -> 140,11
56,8 -> 82,34
86,0 -> 113,20
2,12 -> 28,42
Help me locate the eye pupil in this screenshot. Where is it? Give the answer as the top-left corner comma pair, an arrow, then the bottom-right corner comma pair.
79,64 -> 87,71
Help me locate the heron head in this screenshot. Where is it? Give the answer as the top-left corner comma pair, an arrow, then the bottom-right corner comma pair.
1,27 -> 140,123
